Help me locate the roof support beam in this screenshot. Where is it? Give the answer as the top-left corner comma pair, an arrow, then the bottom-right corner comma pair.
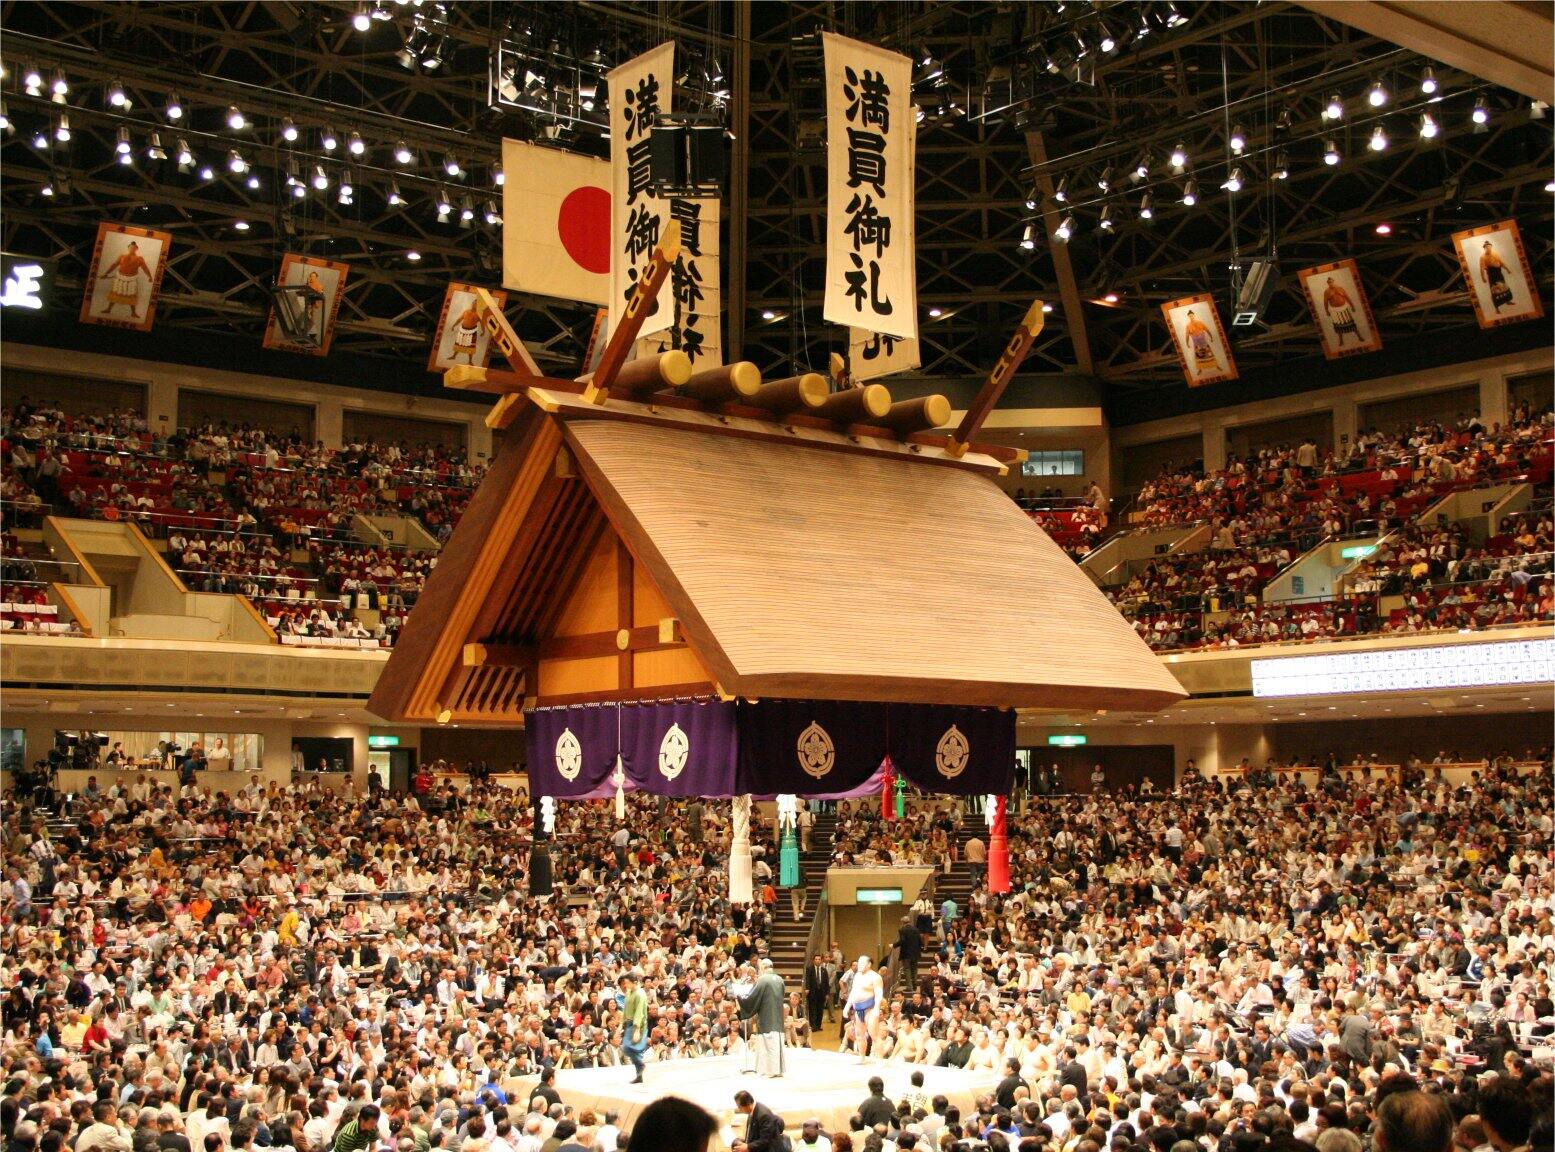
1025,130 -> 1094,376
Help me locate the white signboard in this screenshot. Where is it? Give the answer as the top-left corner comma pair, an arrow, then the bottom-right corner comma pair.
607,43 -> 676,342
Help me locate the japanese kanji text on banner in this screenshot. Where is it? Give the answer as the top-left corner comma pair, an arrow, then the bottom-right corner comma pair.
848,327 -> 920,381
822,33 -> 917,342
607,43 -> 675,343
640,195 -> 722,370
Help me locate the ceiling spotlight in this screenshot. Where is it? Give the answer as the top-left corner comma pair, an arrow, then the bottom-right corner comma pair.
339,168 -> 355,198
1229,124 -> 1246,153
1019,222 -> 1037,250
1097,165 -> 1113,191
387,179 -> 405,205
459,193 -> 475,223
1134,152 -> 1151,179
443,152 -> 461,176
1163,2 -> 1188,27
1054,215 -> 1074,241
928,306 -> 944,318
280,117 -> 299,143
54,114 -> 70,143
1323,138 -> 1341,165
761,309 -> 777,320
1367,78 -> 1388,107
1097,204 -> 1115,231
1325,92 -> 1343,120
23,63 -> 43,95
1041,302 -> 1055,313
146,131 -> 166,160
1138,192 -> 1154,219
491,162 -> 504,187
226,105 -> 245,130
1102,291 -> 1120,304
165,91 -> 183,121
405,249 -> 422,262
1272,148 -> 1289,179
1419,66 -> 1438,96
1275,107 -> 1293,133
353,4 -> 372,31
32,128 -> 49,150
228,149 -> 247,173
199,165 -> 215,181
40,179 -> 54,197
321,125 -> 339,151
1221,166 -> 1242,192
348,131 -> 365,156
394,139 -> 413,164
115,125 -> 132,155
1096,21 -> 1117,52
1169,141 -> 1187,168
421,34 -> 451,71
1073,29 -> 1091,58
118,149 -> 133,166
1471,96 -> 1489,124
51,69 -> 68,100
176,138 -> 194,167
233,219 -> 250,232
1419,112 -> 1439,139
1024,189 -> 1039,211
1546,180 -> 1555,193
1181,178 -> 1198,205
1053,175 -> 1069,203
312,165 -> 329,190
1368,124 -> 1388,151
483,200 -> 501,225
1374,222 -> 1392,235
435,187 -> 453,218
291,182 -> 306,199
108,78 -> 127,107
0,102 -> 11,133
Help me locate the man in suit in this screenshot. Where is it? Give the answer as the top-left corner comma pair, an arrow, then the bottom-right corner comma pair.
736,960 -> 786,1078
803,954 -> 828,1031
1058,1045 -> 1087,1096
895,917 -> 923,992
733,1091 -> 784,1152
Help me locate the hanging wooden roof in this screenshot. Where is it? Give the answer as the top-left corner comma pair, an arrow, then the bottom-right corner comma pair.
367,390 -> 1186,723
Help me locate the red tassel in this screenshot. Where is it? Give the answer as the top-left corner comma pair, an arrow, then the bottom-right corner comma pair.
881,755 -> 897,822
988,795 -> 1010,893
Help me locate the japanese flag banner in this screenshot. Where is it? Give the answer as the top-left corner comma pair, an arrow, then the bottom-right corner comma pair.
607,43 -> 676,342
502,139 -> 611,306
823,33 -> 917,342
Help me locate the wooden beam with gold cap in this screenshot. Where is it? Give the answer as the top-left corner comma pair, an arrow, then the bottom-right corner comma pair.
583,219 -> 683,405
680,361 -> 763,404
945,298 -> 1046,458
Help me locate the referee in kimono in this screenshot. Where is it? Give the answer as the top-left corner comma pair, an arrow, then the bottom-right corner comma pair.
736,959 -> 787,1077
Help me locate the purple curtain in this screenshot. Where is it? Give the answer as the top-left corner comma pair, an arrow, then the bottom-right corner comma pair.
619,698 -> 739,797
888,704 -> 1015,796
736,698 -> 890,795
524,703 -> 620,798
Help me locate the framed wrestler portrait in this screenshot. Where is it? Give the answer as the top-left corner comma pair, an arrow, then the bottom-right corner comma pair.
263,253 -> 349,357
1161,293 -> 1238,387
428,283 -> 509,374
1299,259 -> 1383,360
1451,220 -> 1544,330
79,222 -> 172,333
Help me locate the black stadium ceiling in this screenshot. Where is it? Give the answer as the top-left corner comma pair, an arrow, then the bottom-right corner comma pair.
1,1 -> 1549,421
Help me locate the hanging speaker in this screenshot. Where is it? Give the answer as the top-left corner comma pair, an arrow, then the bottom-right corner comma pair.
650,124 -> 687,186
689,125 -> 726,185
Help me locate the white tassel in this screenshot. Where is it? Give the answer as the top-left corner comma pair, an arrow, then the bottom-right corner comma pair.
612,755 -> 626,821
985,795 -> 998,829
776,793 -> 797,829
729,795 -> 753,904
540,795 -> 556,835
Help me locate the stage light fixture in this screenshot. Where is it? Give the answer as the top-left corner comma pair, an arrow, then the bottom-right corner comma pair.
54,114 -> 70,143
395,140 -> 413,164
321,125 -> 339,151
228,149 -> 247,173
1098,204 -> 1114,231
422,36 -> 451,71
1419,112 -> 1438,139
118,149 -> 133,166
51,69 -> 68,100
353,5 -> 372,31
1169,142 -> 1187,168
1222,167 -> 1243,192
166,92 -> 183,121
227,105 -> 246,130
1138,192 -> 1154,219
348,131 -> 365,156
1369,124 -> 1387,151
1374,222 -> 1392,235
1019,223 -> 1037,250
435,187 -> 453,218
405,249 -> 422,262
1229,124 -> 1246,153
1135,152 -> 1151,179
1054,215 -> 1074,241
199,165 -> 215,181
292,182 -> 306,200
23,63 -> 43,95
1164,3 -> 1188,27
312,165 -> 329,190
233,219 -> 250,231
1181,178 -> 1198,205
281,117 -> 299,142
388,180 -> 405,205
1041,302 -> 1054,313
483,200 -> 502,226
108,78 -> 127,107
177,139 -> 194,168
1102,291 -> 1119,304
1323,138 -> 1340,165
761,309 -> 776,320
0,103 -> 11,133
1096,21 -> 1117,52
40,179 -> 53,197
1097,165 -> 1113,191
1419,66 -> 1438,95
1367,78 -> 1388,107
115,126 -> 132,154
1325,93 -> 1343,120
1073,29 -> 1091,58
246,173 -> 259,190
31,127 -> 48,150
1135,10 -> 1151,39
459,193 -> 475,223
146,131 -> 167,160
443,152 -> 461,176
1053,175 -> 1069,203
1471,96 -> 1489,124
339,168 -> 355,201
1272,149 -> 1289,179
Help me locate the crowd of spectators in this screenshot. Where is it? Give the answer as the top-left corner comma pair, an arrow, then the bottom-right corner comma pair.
1,755 -> 1550,1152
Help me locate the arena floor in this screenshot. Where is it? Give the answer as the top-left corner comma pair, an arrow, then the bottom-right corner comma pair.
553,1050 -> 1002,1135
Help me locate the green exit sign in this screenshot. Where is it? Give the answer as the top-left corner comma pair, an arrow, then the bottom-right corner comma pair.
1340,544 -> 1376,560
1048,734 -> 1088,746
857,887 -> 903,905
368,735 -> 401,748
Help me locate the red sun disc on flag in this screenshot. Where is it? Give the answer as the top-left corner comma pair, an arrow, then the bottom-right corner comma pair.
558,186 -> 611,275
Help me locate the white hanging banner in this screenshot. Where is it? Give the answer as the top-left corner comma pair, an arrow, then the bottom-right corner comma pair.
823,33 -> 917,342
848,326 -> 920,380
608,43 -> 676,343
640,195 -> 723,369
